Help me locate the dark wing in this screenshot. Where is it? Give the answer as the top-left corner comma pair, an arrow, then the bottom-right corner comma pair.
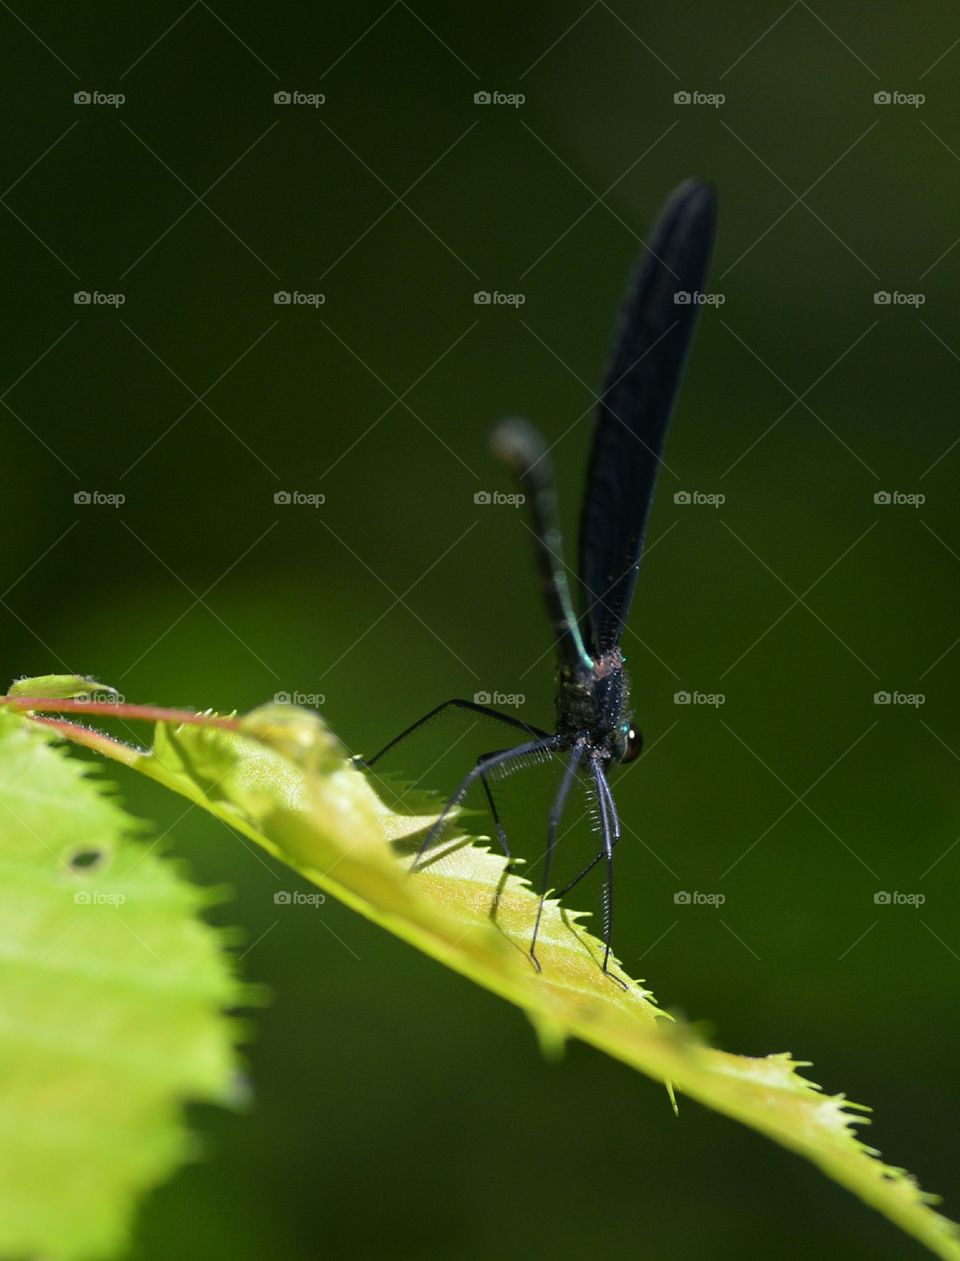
578,178 -> 717,653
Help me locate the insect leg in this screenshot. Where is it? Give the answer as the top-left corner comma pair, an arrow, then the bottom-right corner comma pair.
477,749 -> 512,858
361,698 -> 549,768
554,769 -> 622,898
529,737 -> 586,972
414,735 -> 565,866
594,762 -> 622,978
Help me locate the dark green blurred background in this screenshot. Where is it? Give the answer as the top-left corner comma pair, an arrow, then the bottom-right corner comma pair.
2,3 -> 958,1258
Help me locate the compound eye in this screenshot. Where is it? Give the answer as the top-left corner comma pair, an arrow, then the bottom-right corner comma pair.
621,727 -> 643,763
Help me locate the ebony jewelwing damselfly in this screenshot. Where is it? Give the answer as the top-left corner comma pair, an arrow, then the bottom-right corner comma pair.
365,179 -> 718,980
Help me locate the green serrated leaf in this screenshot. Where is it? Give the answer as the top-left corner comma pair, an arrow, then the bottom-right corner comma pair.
0,710 -> 243,1261
21,698 -> 960,1261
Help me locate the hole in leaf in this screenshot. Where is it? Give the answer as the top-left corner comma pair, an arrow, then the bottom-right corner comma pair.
68,848 -> 107,873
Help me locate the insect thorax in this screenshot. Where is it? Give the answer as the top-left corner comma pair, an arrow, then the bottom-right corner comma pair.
555,648 -> 631,755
